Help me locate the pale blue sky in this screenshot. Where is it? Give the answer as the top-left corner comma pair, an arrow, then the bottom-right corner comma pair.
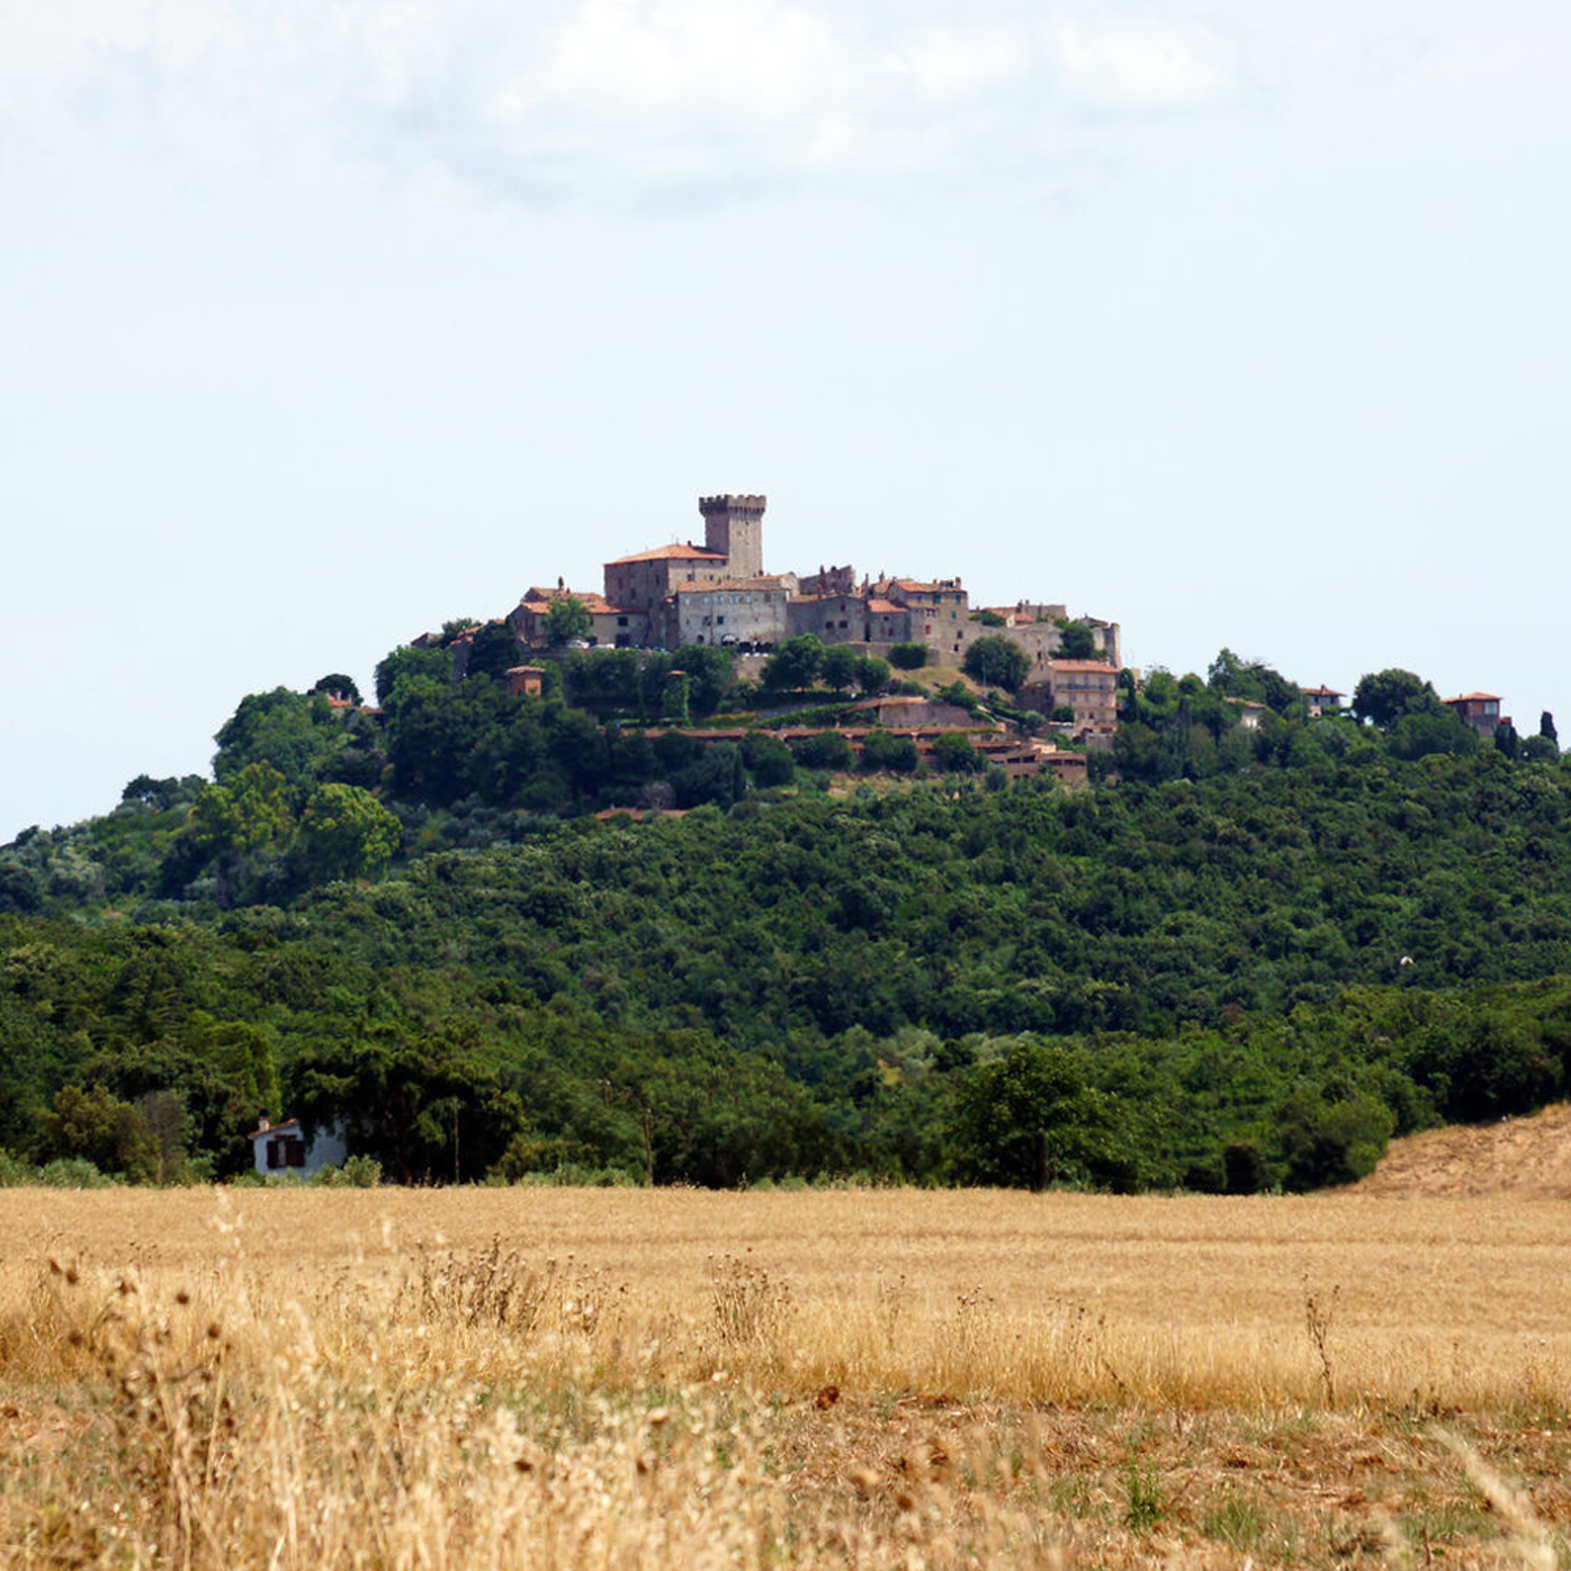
4,0 -> 1569,839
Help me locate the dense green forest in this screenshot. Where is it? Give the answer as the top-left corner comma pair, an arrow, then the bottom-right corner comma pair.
3,638 -> 1568,1191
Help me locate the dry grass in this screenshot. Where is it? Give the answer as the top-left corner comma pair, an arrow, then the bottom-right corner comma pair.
1354,1101 -> 1571,1199
2,1188 -> 1569,1568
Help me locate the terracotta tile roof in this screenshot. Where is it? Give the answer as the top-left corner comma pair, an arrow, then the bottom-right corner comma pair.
1299,684 -> 1344,699
521,592 -> 622,616
607,544 -> 727,565
866,599 -> 904,614
892,578 -> 946,593
1444,692 -> 1502,704
246,1118 -> 300,1142
518,590 -> 622,615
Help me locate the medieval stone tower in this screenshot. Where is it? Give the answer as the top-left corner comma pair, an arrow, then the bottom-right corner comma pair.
699,494 -> 765,580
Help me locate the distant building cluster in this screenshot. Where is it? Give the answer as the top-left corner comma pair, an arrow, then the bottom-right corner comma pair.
415,493 -> 1517,755
474,493 -> 1123,740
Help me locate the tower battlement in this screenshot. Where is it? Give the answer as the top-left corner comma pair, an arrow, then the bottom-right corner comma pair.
698,494 -> 765,578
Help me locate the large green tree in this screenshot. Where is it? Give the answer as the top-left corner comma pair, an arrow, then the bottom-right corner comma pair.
295,785 -> 401,883
374,645 -> 452,705
1352,669 -> 1443,729
819,644 -> 859,695
465,621 -> 525,682
545,596 -> 592,646
671,644 -> 735,715
947,1043 -> 1141,1190
962,636 -> 1029,691
1056,620 -> 1098,660
213,689 -> 344,789
763,635 -> 825,692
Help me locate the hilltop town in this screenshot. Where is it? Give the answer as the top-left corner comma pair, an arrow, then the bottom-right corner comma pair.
424,491 -> 1124,753
415,491 -> 1517,772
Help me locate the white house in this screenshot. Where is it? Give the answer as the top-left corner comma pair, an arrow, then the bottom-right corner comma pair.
246,1116 -> 349,1177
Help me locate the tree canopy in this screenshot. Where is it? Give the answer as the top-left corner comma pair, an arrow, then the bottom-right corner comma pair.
963,636 -> 1030,691
545,597 -> 592,646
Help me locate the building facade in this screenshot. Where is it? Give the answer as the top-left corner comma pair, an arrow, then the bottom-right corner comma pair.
488,493 -> 1121,693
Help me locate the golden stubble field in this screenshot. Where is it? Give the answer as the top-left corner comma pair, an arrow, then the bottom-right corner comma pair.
2,1187 -> 1568,1568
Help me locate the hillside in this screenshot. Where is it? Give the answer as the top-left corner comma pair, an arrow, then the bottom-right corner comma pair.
1354,1100 -> 1571,1198
5,637 -> 1571,1191
7,758 -> 1571,1190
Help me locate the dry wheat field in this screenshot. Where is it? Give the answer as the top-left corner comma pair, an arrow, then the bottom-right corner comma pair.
2,1186 -> 1568,1569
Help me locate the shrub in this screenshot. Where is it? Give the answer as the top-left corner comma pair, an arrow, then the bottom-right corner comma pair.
315,1154 -> 384,1188
740,730 -> 796,787
860,728 -> 919,774
790,732 -> 854,772
889,643 -> 928,670
35,1158 -> 115,1189
931,733 -> 983,774
1223,1142 -> 1265,1195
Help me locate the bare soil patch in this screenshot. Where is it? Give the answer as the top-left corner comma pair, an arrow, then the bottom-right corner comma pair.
1356,1101 -> 1571,1198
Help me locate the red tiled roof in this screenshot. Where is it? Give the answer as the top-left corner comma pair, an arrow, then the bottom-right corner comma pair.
1444,692 -> 1502,704
522,588 -> 623,613
246,1118 -> 300,1142
607,544 -> 726,565
866,599 -> 903,614
1299,684 -> 1344,699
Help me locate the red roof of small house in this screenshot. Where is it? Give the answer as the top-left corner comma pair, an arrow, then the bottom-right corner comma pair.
1443,692 -> 1502,704
1299,684 -> 1344,699
606,544 -> 726,565
246,1117 -> 301,1142
866,599 -> 904,614
521,590 -> 621,615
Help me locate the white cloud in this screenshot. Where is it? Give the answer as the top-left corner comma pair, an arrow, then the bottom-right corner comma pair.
5,1 -> 1557,207
1048,16 -> 1237,111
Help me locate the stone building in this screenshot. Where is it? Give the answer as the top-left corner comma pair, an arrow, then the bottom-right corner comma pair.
671,579 -> 792,648
496,492 -> 1121,697
512,587 -> 644,649
1299,684 -> 1344,718
1443,692 -> 1511,739
1018,659 -> 1121,742
603,545 -> 731,621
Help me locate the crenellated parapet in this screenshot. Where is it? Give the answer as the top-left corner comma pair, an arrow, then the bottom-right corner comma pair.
698,494 -> 765,579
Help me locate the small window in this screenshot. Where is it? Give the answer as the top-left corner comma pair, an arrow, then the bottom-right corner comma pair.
286,1140 -> 305,1169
